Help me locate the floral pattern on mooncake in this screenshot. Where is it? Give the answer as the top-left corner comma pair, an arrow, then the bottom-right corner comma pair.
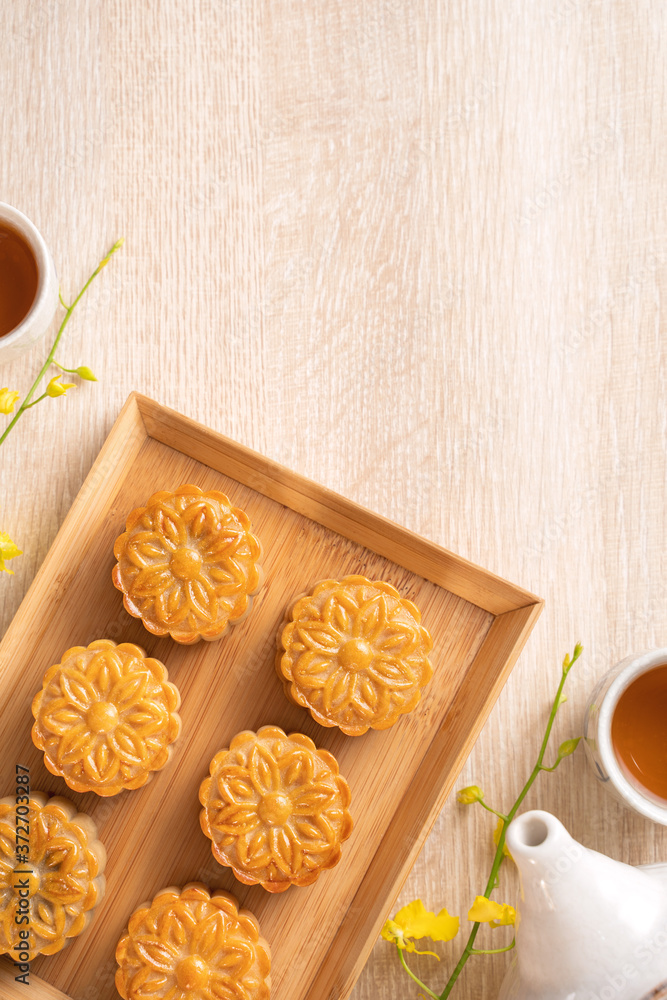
276,575 -> 433,735
32,639 -> 182,796
115,883 -> 271,1000
112,484 -> 263,644
199,726 -> 353,893
0,792 -> 106,960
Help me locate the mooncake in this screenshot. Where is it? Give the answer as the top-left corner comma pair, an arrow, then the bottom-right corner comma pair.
31,639 -> 182,796
115,883 -> 270,1000
112,484 -> 263,644
0,792 -> 106,960
199,725 -> 353,893
276,574 -> 433,735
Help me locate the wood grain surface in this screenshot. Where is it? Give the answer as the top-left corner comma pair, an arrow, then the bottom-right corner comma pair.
1,2 -> 665,997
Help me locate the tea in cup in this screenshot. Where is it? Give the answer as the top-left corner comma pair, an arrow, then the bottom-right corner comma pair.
0,203 -> 58,364
584,648 -> 667,825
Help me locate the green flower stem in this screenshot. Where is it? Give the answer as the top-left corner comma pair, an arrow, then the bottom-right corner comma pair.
0,237 -> 123,447
23,393 -> 48,409
438,646 -> 582,1000
396,945 -> 440,1000
477,800 -> 508,821
53,361 -> 78,374
470,940 -> 515,956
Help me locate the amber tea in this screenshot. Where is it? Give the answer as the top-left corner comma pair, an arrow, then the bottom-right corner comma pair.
0,222 -> 39,337
611,664 -> 667,802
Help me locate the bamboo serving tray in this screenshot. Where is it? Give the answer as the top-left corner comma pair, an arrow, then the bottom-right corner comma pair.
0,393 -> 542,1000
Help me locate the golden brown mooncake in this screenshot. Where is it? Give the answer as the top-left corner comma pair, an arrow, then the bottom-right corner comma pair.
112,484 -> 263,644
199,726 -> 353,893
115,883 -> 270,1000
276,574 -> 433,736
0,792 -> 106,960
31,639 -> 182,796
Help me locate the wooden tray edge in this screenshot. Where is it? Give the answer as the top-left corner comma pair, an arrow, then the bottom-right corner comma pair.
132,393 -> 542,616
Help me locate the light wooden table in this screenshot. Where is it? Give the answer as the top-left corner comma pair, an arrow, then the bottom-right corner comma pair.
1,3 -> 666,997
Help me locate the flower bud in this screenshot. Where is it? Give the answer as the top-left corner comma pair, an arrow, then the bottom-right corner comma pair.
457,785 -> 484,805
557,737 -> 581,759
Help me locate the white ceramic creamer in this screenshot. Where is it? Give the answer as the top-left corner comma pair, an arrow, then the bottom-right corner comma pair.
498,811 -> 667,1000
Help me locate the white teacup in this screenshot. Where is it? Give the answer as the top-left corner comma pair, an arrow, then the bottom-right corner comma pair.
584,648 -> 667,826
0,202 -> 59,365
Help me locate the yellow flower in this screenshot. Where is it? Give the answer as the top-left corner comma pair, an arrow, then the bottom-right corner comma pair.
0,532 -> 22,573
493,817 -> 513,859
381,899 -> 459,957
46,375 -> 76,398
0,388 -> 20,414
468,895 -> 516,928
457,785 -> 484,805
